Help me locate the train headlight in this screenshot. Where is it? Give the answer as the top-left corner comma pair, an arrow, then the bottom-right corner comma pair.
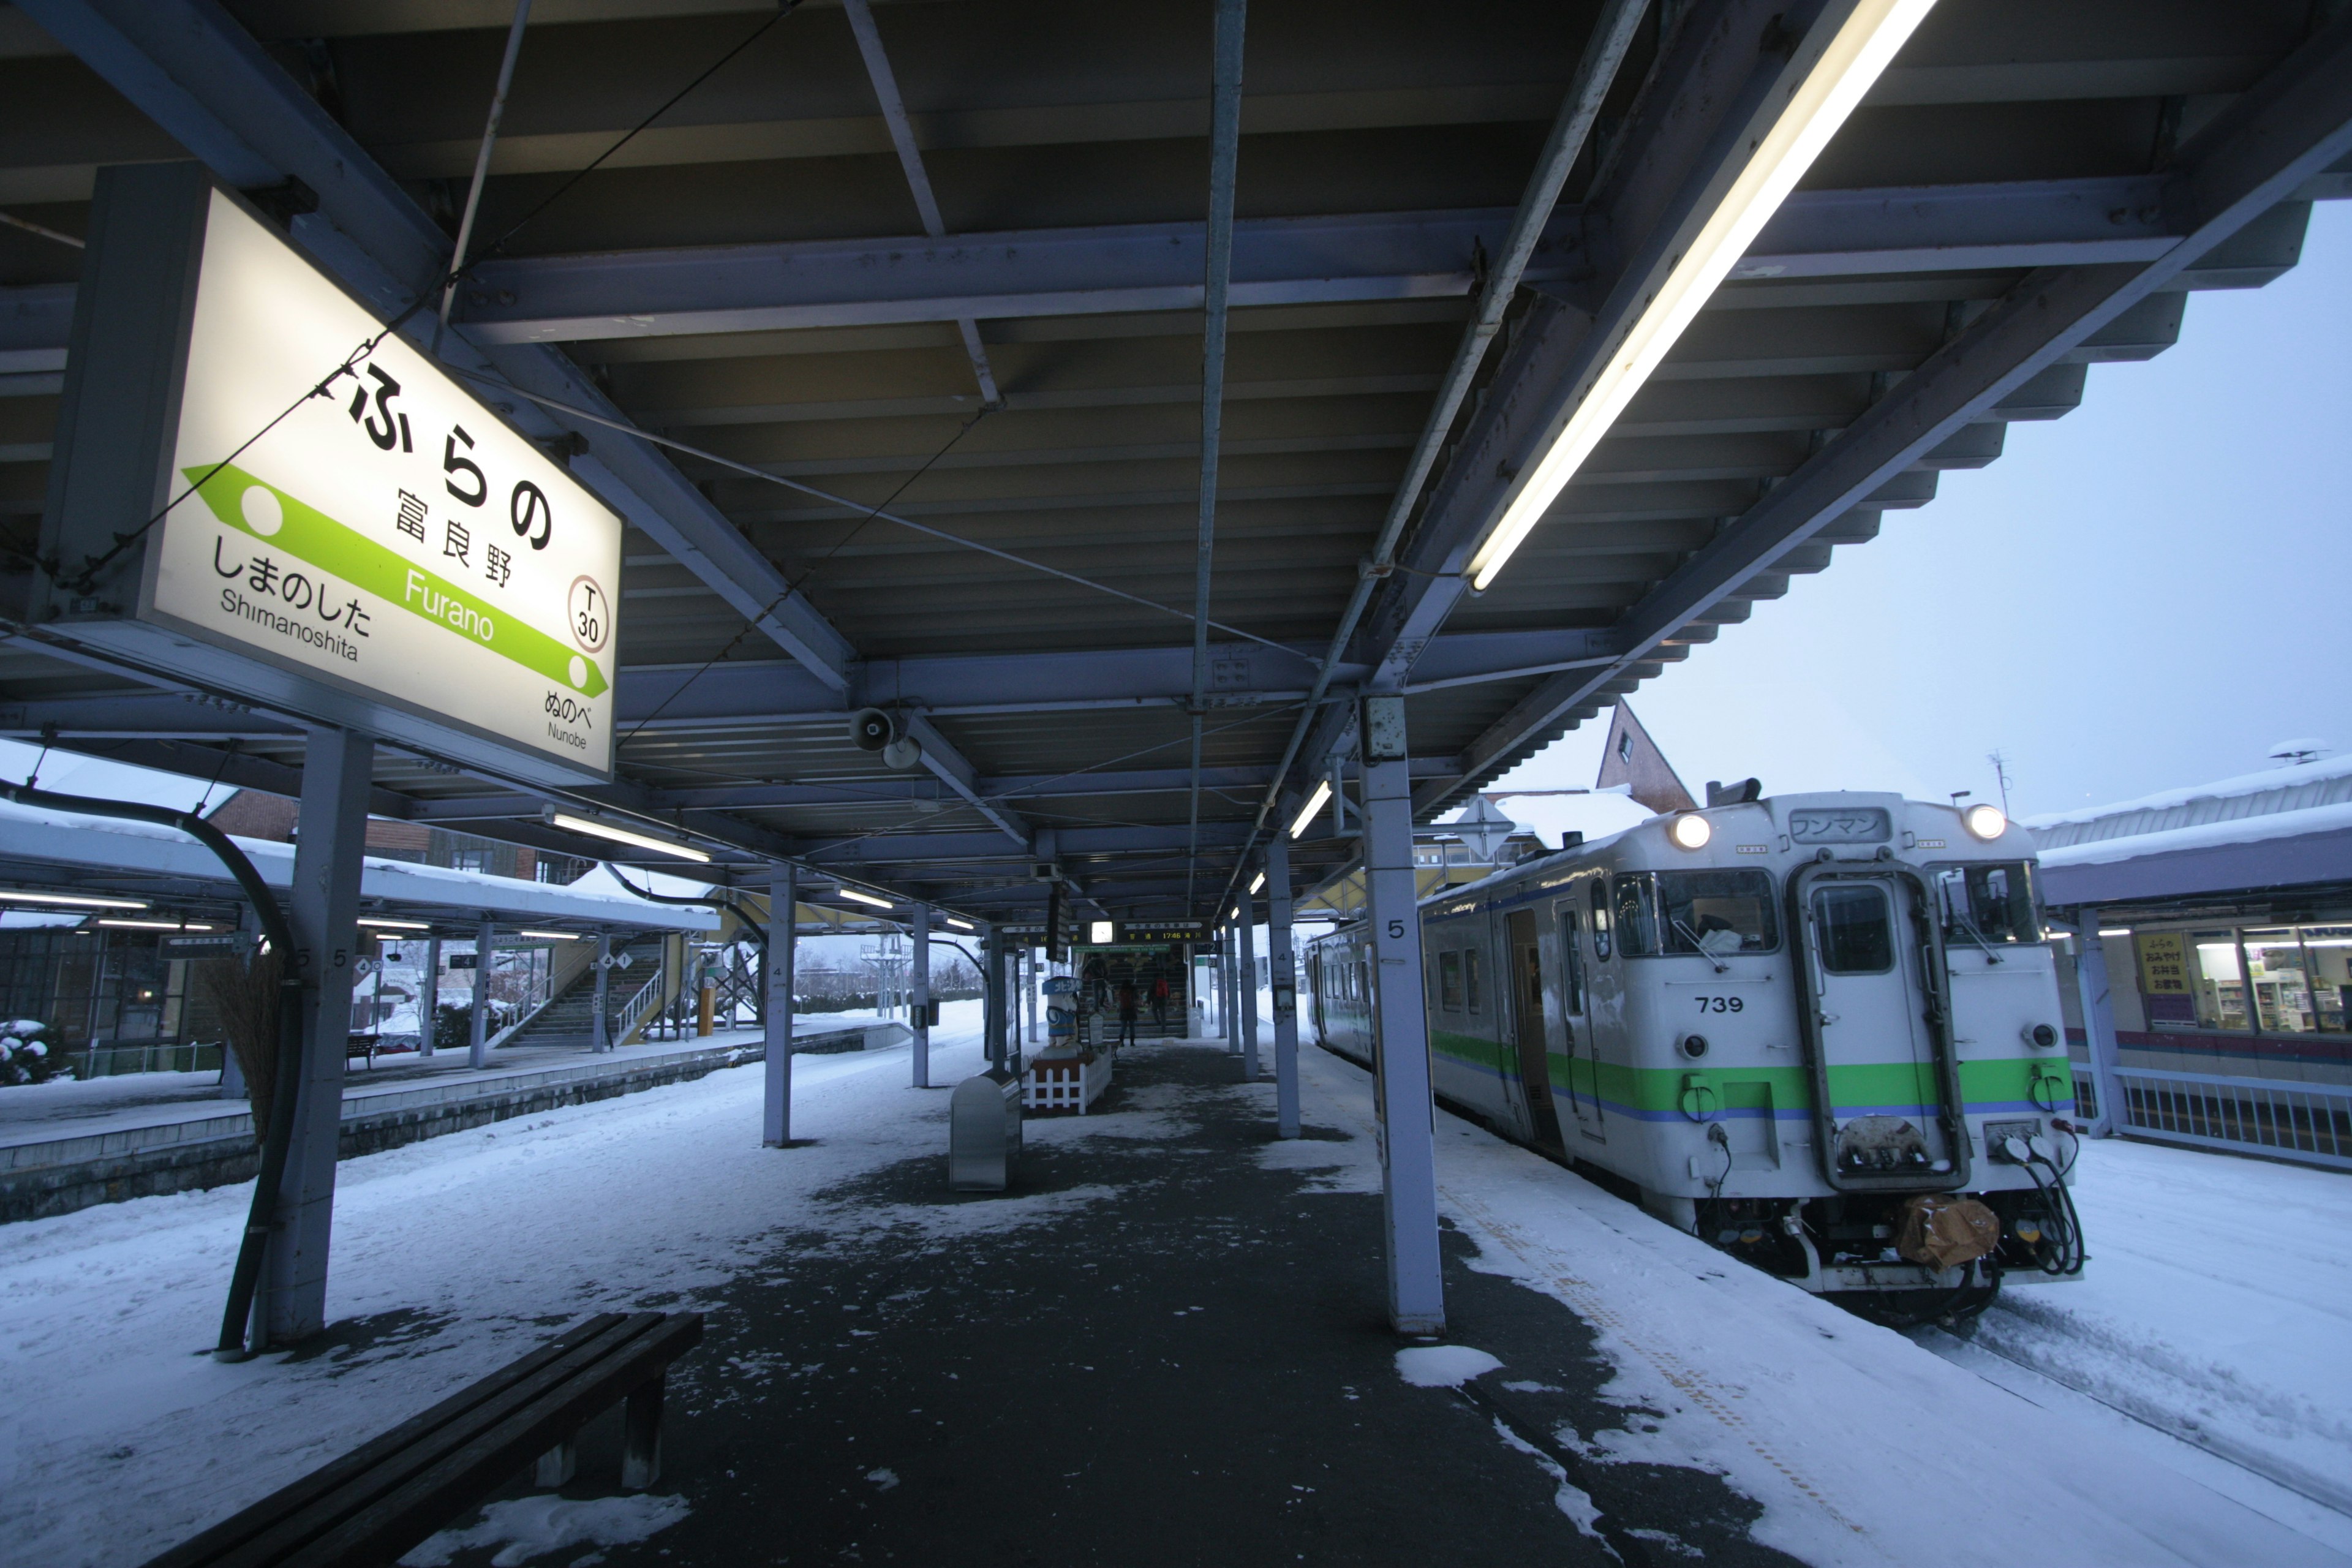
1668,813 -> 1712,850
1962,802 -> 2007,840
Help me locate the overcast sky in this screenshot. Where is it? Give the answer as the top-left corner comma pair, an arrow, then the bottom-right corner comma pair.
1493,200 -> 2352,822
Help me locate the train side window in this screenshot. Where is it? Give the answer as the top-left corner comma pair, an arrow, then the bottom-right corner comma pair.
1438,950 -> 1464,1009
1464,948 -> 1482,1014
1558,910 -> 1586,1013
1591,880 -> 1612,960
1615,874 -> 1658,956
1815,884 -> 1895,973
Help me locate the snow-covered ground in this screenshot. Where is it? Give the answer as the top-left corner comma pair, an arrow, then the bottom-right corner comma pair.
1964,1137 -> 2352,1511
2,1001 -> 2347,1567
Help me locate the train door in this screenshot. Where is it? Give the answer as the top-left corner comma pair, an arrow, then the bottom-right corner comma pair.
1792,864 -> 1970,1190
1555,900 -> 1602,1142
1504,910 -> 1564,1148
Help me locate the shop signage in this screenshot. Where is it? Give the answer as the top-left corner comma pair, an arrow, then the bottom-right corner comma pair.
42,167 -> 621,784
2135,931 -> 2188,995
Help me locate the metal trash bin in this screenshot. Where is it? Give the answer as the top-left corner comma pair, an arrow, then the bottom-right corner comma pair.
949,1067 -> 1023,1191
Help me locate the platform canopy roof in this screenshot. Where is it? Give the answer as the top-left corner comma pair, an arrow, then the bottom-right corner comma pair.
0,0 -> 2347,924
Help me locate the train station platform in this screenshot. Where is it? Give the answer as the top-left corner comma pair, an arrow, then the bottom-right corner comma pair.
0,1012 -> 908,1223
6,1027 -> 2346,1567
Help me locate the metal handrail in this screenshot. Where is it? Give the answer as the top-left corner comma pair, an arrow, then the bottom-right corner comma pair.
615,964 -> 666,1045
2084,1064 -> 2352,1171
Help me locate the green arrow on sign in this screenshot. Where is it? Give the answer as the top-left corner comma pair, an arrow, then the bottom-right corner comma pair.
183,462 -> 609,699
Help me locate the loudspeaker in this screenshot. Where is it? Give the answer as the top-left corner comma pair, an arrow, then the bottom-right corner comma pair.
850,708 -> 896,750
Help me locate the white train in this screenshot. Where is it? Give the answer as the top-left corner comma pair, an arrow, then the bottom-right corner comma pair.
1306,790 -> 2086,1315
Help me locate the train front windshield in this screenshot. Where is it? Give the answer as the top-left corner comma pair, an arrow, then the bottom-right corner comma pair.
1615,870 -> 1780,956
1929,861 -> 2040,946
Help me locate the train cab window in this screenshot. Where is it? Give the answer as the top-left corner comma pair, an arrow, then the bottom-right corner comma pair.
1656,870 -> 1780,955
1558,910 -> 1586,1012
1590,880 -> 1612,960
1614,875 -> 1659,956
1814,884 -> 1896,973
1438,951 -> 1464,1010
1464,948 -> 1483,1014
1929,862 -> 2038,946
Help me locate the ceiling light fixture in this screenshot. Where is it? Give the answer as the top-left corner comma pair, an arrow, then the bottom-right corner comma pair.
2,890 -> 150,910
358,917 -> 431,932
1464,0 -> 1939,592
1248,872 -> 1266,895
944,916 -> 974,932
98,918 -> 214,931
545,809 -> 712,864
517,929 -> 581,941
836,888 -> 893,910
1289,780 -> 1332,840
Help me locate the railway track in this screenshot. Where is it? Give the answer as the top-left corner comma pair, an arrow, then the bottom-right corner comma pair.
1910,1322 -> 2352,1565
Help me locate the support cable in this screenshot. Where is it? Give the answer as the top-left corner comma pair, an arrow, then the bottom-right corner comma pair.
1206,0 -> 1648,920
1186,0 -> 1248,915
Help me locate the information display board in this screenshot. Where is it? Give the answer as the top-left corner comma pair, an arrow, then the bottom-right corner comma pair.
42,167 -> 622,783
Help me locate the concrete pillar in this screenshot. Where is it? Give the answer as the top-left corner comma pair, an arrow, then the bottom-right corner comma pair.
468,920 -> 496,1070
591,929 -> 613,1053
1239,897 -> 1261,1080
911,905 -> 932,1088
765,866 -> 797,1145
419,933 -> 441,1057
2072,908 -> 2125,1137
1267,831 -> 1301,1137
1221,930 -> 1237,1048
260,726 -> 371,1346
1361,696 -> 1444,1335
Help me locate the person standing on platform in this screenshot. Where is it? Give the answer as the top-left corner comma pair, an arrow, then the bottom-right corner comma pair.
1115,980 -> 1140,1049
1149,971 -> 1170,1035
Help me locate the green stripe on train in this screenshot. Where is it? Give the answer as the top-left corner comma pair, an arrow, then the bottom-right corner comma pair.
1427,1028 -> 2064,1112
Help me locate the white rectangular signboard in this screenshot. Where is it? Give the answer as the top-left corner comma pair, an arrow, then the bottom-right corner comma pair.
45,171 -> 621,782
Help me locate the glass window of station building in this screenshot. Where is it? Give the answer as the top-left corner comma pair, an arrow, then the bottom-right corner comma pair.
2135,924 -> 2352,1036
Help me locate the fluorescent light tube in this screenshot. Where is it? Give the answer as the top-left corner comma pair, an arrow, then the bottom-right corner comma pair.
1248,872 -> 1265,895
546,810 -> 712,864
518,929 -> 581,940
1465,0 -> 1937,591
837,888 -> 893,909
944,917 -> 974,931
2,890 -> 149,909
358,917 -> 431,931
99,919 -> 214,931
1290,780 -> 1332,840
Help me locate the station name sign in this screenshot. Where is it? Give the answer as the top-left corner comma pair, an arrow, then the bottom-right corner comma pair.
41,166 -> 622,784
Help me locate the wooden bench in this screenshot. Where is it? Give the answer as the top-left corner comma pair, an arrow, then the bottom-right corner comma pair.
143,1311 -> 702,1568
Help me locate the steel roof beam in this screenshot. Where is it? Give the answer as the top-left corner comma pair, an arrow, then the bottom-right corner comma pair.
1421,9 -> 2352,812
438,176 -> 2189,345
805,821 -> 1251,866
0,628 -> 1614,741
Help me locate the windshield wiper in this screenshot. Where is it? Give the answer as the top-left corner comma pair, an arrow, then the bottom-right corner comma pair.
1673,916 -> 1731,974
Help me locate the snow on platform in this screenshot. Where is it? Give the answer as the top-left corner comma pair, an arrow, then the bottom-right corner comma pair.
0,1006 -> 2344,1567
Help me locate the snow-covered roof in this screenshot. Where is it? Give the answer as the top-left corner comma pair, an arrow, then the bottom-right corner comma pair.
0,797 -> 719,932
2023,754 -> 2352,851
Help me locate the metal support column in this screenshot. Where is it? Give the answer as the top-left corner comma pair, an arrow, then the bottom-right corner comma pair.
765,865 -> 797,1145
1361,696 -> 1444,1335
910,904 -> 932,1088
1267,832 -> 1300,1137
2073,910 -> 2125,1137
983,927 -> 1006,1071
591,929 -> 612,1053
468,921 -> 496,1070
1239,899 -> 1261,1080
419,933 -> 441,1057
260,726 -> 371,1345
